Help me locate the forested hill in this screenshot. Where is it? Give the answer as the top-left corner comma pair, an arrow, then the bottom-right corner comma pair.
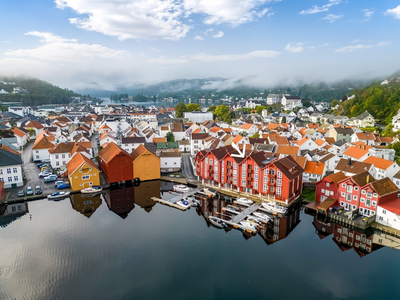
334,79 -> 400,124
0,77 -> 80,106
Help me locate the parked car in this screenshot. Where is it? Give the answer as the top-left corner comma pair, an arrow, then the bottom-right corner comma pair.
35,186 -> 42,195
39,171 -> 52,178
54,180 -> 65,186
18,190 -> 25,197
56,183 -> 70,189
40,164 -> 51,170
26,186 -> 33,196
41,158 -> 50,163
44,175 -> 58,183
37,163 -> 45,169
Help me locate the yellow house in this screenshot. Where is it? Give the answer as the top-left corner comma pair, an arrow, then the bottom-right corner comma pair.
66,153 -> 100,191
130,144 -> 160,181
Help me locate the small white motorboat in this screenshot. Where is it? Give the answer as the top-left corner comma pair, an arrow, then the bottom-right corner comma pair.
47,191 -> 70,200
235,197 -> 254,206
247,216 -> 262,225
240,220 -> 259,232
81,185 -> 102,194
262,202 -> 287,214
209,216 -> 228,229
184,196 -> 200,207
253,212 -> 272,223
202,188 -> 217,197
223,205 -> 241,215
173,185 -> 190,193
176,199 -> 191,209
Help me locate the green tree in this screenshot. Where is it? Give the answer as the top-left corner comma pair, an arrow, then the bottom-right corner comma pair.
281,116 -> 287,123
175,103 -> 188,118
166,132 -> 175,142
186,103 -> 201,112
208,105 -> 216,112
256,105 -> 266,115
214,105 -> 230,118
222,111 -> 235,124
331,99 -> 339,107
250,132 -> 260,138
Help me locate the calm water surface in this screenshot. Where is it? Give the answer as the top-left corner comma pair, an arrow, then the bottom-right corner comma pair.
1,181 -> 400,300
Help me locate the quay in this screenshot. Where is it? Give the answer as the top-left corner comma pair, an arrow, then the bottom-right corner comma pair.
151,188 -> 200,211
209,215 -> 258,234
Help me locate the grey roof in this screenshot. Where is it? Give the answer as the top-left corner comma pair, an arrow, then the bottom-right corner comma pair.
357,111 -> 373,120
121,137 -> 145,144
0,123 -> 9,129
334,127 -> 354,135
0,148 -> 22,167
0,138 -> 18,151
1,112 -> 22,119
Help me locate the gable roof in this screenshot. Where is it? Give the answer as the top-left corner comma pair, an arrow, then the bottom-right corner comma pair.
343,146 -> 369,160
369,178 -> 398,197
304,161 -> 325,175
0,148 -> 22,166
232,135 -> 243,144
48,142 -> 75,154
98,142 -> 131,164
336,159 -> 372,175
24,120 -> 44,129
130,144 -> 159,161
363,156 -> 395,170
274,155 -> 304,180
276,145 -> 299,156
67,152 -> 98,175
323,171 -> 347,185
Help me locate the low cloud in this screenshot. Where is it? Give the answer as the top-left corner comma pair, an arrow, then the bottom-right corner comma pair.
362,8 -> 374,19
192,50 -> 280,62
147,55 -> 188,64
212,31 -> 224,38
322,14 -> 343,23
285,42 -> 305,53
335,44 -> 373,53
194,35 -> 204,40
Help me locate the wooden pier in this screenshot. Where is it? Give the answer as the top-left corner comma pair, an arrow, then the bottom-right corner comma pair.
151,188 -> 200,211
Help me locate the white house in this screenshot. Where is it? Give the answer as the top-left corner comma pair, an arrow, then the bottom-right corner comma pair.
363,156 -> 400,180
184,111 -> 214,123
297,137 -> 319,151
376,202 -> 400,231
191,133 -> 210,156
0,149 -> 23,188
120,137 -> 146,153
160,152 -> 182,173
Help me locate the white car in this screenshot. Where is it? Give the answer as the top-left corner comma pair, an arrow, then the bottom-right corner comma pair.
39,171 -> 52,178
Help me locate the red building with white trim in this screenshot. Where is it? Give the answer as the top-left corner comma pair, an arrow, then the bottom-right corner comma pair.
195,146 -> 304,205
315,171 -> 347,203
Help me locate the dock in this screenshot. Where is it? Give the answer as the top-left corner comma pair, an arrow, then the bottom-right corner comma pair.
210,216 -> 258,234
151,188 -> 199,211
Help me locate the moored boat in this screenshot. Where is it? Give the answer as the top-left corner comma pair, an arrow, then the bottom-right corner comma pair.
173,185 -> 190,193
261,202 -> 287,214
253,212 -> 272,223
208,216 -> 228,229
235,197 -> 254,206
176,199 -> 191,209
81,185 -> 103,194
240,220 -> 259,232
47,191 -> 70,200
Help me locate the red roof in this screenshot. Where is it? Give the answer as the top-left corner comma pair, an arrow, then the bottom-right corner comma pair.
232,135 -> 243,144
380,200 -> 400,215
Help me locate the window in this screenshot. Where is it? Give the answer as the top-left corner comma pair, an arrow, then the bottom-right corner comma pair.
7,168 -> 11,174
8,177 -> 12,182
55,155 -> 59,159
346,194 -> 352,201
341,192 -> 345,197
321,189 -> 325,193
82,175 -> 90,180
383,210 -> 386,214
36,150 -> 39,153
347,185 -> 353,193
0,169 -> 2,175
342,183 -> 346,188
271,169 -> 275,175
13,168 -> 17,173
361,198 -> 365,203
263,184 -> 267,191
366,199 -> 371,207
264,176 -> 268,183
367,191 -> 372,198
233,163 -> 237,169
372,201 -> 376,206
373,193 -> 377,198
241,179 -> 245,186
0,178 -> 3,182
62,154 -> 65,158
56,162 -> 59,166
14,176 -> 18,181
326,182 -> 330,187
362,190 -> 366,195
174,162 -> 177,165
353,195 -> 358,201
354,187 -> 359,191
255,166 -> 258,173
165,162 -> 167,165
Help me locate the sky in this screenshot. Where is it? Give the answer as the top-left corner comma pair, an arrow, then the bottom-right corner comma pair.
0,0 -> 399,92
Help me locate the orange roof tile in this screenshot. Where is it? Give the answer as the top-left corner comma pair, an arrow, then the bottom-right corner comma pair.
356,132 -> 375,140
240,123 -> 253,130
363,156 -> 395,170
76,142 -> 92,149
308,123 -> 319,129
276,145 -> 300,156
304,161 -> 325,175
297,137 -> 310,146
315,139 -> 326,146
293,156 -> 307,169
193,128 -> 201,134
67,152 -> 98,175
153,137 -> 167,143
266,123 -> 280,130
1,144 -> 19,155
98,142 -> 131,164
24,121 -> 44,130
222,128 -> 233,133
130,144 -> 158,161
232,135 -> 243,144
98,124 -> 112,131
32,135 -> 55,150
11,127 -> 26,138
343,146 -> 369,159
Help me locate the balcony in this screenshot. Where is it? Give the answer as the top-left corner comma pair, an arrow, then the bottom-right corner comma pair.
268,181 -> 275,186
268,173 -> 276,178
227,165 -> 232,169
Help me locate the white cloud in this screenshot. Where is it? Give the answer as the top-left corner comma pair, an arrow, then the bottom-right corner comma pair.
2,41 -> 10,44
285,42 -> 305,53
204,28 -> 214,35
362,8 -> 374,18
55,0 -> 279,40
300,0 -> 341,15
322,14 -> 343,23
194,35 -> 204,40
148,55 -> 188,64
335,44 -> 373,53
4,31 -> 129,62
352,39 -> 361,43
192,50 -> 279,62
319,42 -> 329,47
184,0 -> 278,26
385,5 -> 400,19
267,12 -> 275,17
25,31 -> 77,43
377,41 -> 390,47
150,47 -> 160,52
307,46 -> 315,50
213,31 -> 224,38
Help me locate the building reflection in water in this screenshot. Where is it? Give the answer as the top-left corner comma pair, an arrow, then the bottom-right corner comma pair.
311,214 -> 400,256
195,194 -> 301,243
0,202 -> 29,227
103,180 -> 161,219
70,193 -> 102,218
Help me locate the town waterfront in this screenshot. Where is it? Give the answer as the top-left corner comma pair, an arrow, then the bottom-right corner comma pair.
1,182 -> 400,300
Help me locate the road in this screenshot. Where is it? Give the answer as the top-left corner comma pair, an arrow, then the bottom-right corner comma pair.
91,133 -> 99,159
182,153 -> 197,180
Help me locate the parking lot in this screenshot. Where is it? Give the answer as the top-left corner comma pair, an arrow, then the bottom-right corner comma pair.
5,142 -> 71,201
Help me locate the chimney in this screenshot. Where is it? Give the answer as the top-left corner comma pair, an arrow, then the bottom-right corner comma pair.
366,175 -> 370,184
347,158 -> 352,166
316,161 -> 319,167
